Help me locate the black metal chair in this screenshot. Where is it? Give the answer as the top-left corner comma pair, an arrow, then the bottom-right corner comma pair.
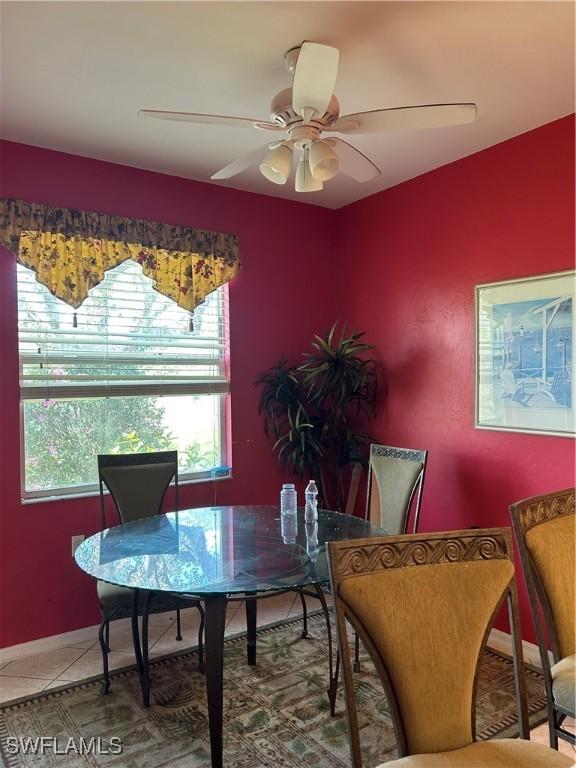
97,450 -> 204,694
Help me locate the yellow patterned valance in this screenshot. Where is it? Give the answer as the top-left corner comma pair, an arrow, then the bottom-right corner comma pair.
0,198 -> 240,312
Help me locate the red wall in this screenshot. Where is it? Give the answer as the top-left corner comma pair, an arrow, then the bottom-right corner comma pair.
0,141 -> 337,647
332,115 -> 575,640
1,116 -> 574,648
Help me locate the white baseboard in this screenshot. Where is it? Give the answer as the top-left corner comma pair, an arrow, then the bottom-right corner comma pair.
1,621 -> 546,670
488,628 -> 548,668
0,623 -> 101,664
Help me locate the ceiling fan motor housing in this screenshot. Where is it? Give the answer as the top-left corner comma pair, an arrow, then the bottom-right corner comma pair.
270,88 -> 340,128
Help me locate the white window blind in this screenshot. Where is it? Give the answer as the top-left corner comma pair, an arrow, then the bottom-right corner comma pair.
17,260 -> 230,400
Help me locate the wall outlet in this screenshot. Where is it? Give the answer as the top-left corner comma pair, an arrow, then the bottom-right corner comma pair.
71,535 -> 85,556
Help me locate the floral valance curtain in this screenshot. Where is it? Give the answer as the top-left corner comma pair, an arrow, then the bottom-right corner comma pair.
0,198 -> 240,313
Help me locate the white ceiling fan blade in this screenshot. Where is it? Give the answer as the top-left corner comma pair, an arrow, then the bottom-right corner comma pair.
326,138 -> 381,182
292,42 -> 339,120
138,109 -> 282,132
326,103 -> 477,134
210,143 -> 276,180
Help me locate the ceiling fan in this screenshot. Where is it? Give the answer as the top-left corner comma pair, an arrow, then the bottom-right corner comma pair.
139,42 -> 477,193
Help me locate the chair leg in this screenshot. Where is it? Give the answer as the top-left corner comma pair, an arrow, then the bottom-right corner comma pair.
197,603 -> 205,674
98,618 -> 111,695
299,590 -> 309,639
105,618 -> 110,653
549,719 -> 559,750
353,631 -> 361,672
175,608 -> 183,641
311,583 -> 338,716
555,713 -> 576,746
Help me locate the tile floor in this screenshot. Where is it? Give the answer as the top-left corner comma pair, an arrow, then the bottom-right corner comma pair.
0,592 -> 303,704
529,721 -> 575,758
0,592 -> 574,760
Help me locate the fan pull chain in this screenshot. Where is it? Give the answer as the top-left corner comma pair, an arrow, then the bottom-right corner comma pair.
73,312 -> 78,328
189,316 -> 194,332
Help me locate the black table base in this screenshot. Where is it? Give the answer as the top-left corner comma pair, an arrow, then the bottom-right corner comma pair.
129,585 -> 338,768
245,592 -> 257,666
204,595 -> 228,765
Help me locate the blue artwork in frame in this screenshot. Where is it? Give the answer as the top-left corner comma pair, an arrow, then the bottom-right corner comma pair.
476,271 -> 575,436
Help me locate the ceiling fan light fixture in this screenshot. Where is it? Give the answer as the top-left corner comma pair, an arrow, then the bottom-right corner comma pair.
140,43 -> 476,191
259,142 -> 293,185
309,139 -> 340,181
295,149 -> 323,193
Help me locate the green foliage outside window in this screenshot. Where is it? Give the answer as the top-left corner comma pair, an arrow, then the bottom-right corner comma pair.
24,397 -> 218,492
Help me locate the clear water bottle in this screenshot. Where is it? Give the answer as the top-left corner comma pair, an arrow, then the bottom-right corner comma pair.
280,483 -> 297,516
281,512 -> 298,544
305,520 -> 319,561
304,480 -> 318,522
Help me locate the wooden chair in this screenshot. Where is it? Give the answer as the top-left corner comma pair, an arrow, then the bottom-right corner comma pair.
327,528 -> 573,768
97,451 -> 204,695
510,489 -> 575,749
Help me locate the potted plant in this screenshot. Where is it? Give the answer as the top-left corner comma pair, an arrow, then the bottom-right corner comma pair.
256,323 -> 378,511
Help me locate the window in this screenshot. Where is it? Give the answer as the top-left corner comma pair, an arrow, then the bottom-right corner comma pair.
18,260 -> 231,499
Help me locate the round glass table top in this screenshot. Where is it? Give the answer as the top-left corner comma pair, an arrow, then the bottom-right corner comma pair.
75,505 -> 387,596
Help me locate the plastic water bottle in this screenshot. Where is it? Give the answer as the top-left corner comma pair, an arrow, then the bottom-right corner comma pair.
281,512 -> 298,544
305,520 -> 319,561
304,480 -> 318,522
280,483 -> 297,516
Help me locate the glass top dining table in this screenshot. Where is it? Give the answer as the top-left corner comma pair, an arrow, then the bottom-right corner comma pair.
74,505 -> 387,768
75,505 -> 384,595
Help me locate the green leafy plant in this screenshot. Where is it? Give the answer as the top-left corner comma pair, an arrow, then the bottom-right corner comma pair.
256,322 -> 377,511
182,441 -> 219,472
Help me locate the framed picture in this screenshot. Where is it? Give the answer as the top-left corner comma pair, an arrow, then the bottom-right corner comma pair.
475,270 -> 575,437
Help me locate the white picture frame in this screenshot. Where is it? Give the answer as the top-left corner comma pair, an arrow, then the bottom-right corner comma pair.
475,270 -> 575,437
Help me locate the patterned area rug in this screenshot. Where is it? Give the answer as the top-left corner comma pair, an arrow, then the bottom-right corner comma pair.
0,613 -> 547,768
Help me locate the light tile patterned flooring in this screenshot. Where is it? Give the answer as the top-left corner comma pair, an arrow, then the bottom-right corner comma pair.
0,592 -> 574,759
0,592 -> 302,704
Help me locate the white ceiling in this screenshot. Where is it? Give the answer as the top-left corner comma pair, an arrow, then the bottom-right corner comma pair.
1,1 -> 574,209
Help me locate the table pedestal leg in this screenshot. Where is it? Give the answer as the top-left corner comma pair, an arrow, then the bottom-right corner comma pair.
245,592 -> 257,666
131,589 -> 143,678
131,589 -> 152,707
141,591 -> 151,707
205,595 -> 228,768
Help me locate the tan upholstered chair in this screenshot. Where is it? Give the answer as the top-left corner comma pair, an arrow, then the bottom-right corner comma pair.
327,528 -> 573,768
365,444 -> 427,533
510,489 -> 575,749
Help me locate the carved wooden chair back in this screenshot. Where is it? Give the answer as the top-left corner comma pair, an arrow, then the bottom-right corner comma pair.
365,444 -> 427,533
327,528 -> 528,767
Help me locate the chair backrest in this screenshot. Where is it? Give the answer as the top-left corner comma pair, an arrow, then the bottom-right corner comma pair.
327,528 -> 527,766
98,451 -> 178,528
510,488 -> 575,663
365,444 -> 427,533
